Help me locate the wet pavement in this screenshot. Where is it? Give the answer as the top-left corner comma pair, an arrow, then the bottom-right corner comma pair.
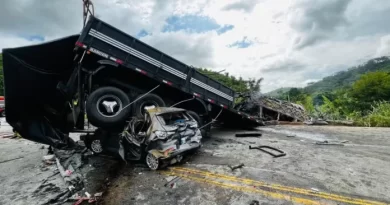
102,125 -> 390,205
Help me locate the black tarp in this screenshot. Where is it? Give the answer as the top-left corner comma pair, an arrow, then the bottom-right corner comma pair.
2,35 -> 79,149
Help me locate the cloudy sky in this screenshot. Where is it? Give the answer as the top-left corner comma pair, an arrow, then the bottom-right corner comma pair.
1,0 -> 390,92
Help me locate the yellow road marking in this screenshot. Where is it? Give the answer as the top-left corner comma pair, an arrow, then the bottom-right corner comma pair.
161,171 -> 322,205
168,167 -> 387,205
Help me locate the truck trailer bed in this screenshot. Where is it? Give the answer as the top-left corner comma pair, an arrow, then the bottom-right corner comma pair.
76,16 -> 261,125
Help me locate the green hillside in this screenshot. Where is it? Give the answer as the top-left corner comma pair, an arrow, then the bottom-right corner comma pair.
265,56 -> 390,126
265,87 -> 292,97
304,56 -> 390,94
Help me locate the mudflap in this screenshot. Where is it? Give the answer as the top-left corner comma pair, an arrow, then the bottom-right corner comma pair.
12,119 -> 77,149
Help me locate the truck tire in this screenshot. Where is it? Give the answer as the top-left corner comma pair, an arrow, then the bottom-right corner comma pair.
187,111 -> 202,126
133,93 -> 165,118
86,86 -> 131,128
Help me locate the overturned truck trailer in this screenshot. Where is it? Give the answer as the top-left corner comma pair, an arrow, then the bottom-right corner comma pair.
2,16 -> 262,149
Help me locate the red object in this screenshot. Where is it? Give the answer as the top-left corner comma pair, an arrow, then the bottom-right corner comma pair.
75,41 -> 84,47
163,80 -> 173,86
193,93 -> 201,97
135,68 -> 147,75
0,96 -> 4,100
115,59 -> 123,64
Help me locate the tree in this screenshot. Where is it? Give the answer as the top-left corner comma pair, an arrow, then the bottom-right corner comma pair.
351,71 -> 390,110
198,68 -> 263,94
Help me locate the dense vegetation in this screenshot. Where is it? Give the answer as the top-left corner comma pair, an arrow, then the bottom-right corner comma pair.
270,56 -> 390,127
198,68 -> 262,94
305,56 -> 390,94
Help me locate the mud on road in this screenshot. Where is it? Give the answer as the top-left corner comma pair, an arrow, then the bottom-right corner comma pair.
102,125 -> 390,205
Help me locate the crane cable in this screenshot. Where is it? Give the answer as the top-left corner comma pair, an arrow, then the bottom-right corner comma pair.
82,0 -> 95,27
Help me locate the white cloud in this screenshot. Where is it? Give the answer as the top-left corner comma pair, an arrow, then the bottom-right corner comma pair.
1,0 -> 390,93
0,34 -> 43,50
376,35 -> 390,57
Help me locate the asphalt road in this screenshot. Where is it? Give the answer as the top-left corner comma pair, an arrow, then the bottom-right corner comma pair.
1,121 -> 389,205
102,125 -> 390,205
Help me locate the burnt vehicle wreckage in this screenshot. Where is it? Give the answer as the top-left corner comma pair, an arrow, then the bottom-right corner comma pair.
2,12 -> 262,169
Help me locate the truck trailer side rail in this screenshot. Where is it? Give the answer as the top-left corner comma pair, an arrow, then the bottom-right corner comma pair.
76,16 -> 262,125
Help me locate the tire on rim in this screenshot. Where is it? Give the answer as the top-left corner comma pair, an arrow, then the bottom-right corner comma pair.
133,93 -> 165,118
86,86 -> 131,128
85,138 -> 104,154
146,152 -> 160,170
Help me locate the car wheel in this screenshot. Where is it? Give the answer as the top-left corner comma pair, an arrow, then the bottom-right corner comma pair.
86,86 -> 131,128
146,152 -> 160,170
133,93 -> 165,118
88,138 -> 104,154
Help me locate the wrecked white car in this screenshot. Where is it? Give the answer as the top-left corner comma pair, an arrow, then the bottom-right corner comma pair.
82,107 -> 202,170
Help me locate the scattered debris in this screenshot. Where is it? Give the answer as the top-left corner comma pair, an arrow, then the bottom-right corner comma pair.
286,135 -> 296,137
0,156 -> 23,164
68,185 -> 76,192
43,154 -> 55,161
326,120 -> 354,126
94,192 -> 103,197
85,192 -> 91,198
235,132 -> 262,138
34,171 -> 60,193
311,188 -> 320,193
40,145 -> 45,149
249,145 -> 286,158
65,170 -> 73,176
305,120 -> 328,125
72,196 -> 90,205
315,140 -> 345,146
228,163 -> 245,171
164,176 -> 180,188
249,199 -> 260,205
258,96 -> 308,122
263,120 -> 279,125
0,133 -> 16,139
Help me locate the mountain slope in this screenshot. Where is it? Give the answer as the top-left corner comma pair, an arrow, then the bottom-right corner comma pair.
265,87 -> 292,97
304,56 -> 390,94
